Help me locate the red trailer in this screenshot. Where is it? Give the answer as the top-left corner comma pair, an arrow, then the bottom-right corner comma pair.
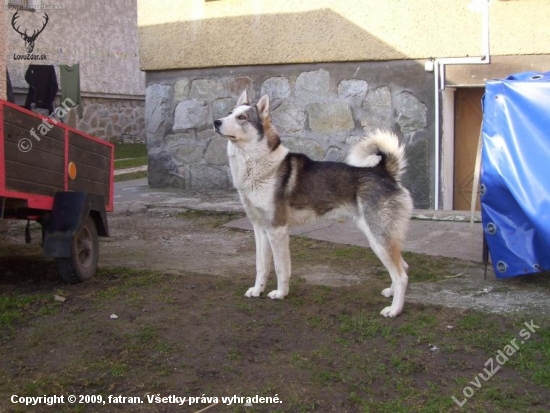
0,100 -> 114,283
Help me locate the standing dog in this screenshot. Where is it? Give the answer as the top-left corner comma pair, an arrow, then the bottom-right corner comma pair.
214,91 -> 413,317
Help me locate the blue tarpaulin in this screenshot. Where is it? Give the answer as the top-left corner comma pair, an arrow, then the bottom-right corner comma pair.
481,71 -> 550,278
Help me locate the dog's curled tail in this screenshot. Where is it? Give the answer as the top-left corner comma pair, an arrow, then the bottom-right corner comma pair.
346,129 -> 407,181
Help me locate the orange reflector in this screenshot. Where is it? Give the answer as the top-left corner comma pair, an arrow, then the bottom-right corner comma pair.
68,162 -> 77,180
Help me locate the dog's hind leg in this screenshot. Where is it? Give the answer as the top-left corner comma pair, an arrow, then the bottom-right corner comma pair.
265,225 -> 291,299
357,218 -> 408,317
245,223 -> 273,298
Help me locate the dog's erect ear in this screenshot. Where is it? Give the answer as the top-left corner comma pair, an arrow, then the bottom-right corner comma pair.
257,95 -> 270,119
236,90 -> 250,106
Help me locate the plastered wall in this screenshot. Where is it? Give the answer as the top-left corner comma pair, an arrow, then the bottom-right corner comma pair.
6,0 -> 144,96
4,1 -> 145,142
138,0 -> 550,71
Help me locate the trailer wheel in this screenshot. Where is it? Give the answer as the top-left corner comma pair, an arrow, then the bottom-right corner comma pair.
57,215 -> 99,283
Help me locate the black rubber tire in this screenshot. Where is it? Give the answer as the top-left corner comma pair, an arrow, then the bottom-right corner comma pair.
57,215 -> 99,284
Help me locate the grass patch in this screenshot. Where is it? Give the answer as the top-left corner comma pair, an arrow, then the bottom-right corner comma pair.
114,170 -> 148,182
1,264 -> 549,412
0,293 -> 59,329
113,142 -> 148,179
114,143 -> 147,159
114,157 -> 147,169
289,237 -> 464,284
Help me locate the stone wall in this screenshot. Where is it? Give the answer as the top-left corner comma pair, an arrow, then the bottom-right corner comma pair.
146,61 -> 434,208
9,91 -> 145,143
76,97 -> 145,143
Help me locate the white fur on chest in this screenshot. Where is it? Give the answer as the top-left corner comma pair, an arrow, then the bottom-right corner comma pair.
227,141 -> 288,223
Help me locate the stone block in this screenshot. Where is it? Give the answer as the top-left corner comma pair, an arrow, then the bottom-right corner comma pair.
345,135 -> 363,147
261,77 -> 291,99
213,98 -> 236,120
198,129 -> 219,141
174,78 -> 191,101
204,137 -> 229,165
227,76 -> 254,100
338,79 -> 368,99
83,103 -> 99,120
171,141 -> 204,165
295,69 -> 330,102
134,106 -> 145,118
148,148 -> 179,188
145,84 -> 172,139
271,103 -> 306,135
105,124 -> 113,139
395,91 -> 428,133
190,79 -> 225,99
283,137 -> 325,161
307,102 -> 354,134
189,164 -> 231,190
173,99 -> 209,131
401,138 -> 430,209
325,147 -> 343,162
361,86 -> 393,132
165,131 -> 195,148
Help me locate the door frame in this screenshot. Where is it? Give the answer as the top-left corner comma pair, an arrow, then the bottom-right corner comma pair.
441,86 -> 485,211
441,88 -> 456,211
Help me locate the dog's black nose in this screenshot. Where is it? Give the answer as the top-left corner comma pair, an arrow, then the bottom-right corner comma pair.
214,119 -> 222,128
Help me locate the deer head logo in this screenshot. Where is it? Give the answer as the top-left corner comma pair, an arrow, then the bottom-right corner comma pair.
11,11 -> 49,54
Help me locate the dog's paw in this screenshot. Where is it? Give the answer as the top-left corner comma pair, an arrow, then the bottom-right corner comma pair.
380,306 -> 401,317
245,287 -> 263,298
381,287 -> 394,298
267,290 -> 286,299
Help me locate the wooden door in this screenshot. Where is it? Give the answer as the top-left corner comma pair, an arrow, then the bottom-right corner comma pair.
454,88 -> 484,211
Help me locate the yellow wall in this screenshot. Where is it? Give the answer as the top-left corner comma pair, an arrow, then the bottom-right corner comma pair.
138,0 -> 550,71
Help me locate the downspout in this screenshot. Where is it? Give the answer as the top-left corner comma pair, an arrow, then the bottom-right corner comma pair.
433,0 -> 491,209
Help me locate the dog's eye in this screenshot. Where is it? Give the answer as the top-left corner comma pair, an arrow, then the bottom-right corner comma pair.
237,115 -> 246,121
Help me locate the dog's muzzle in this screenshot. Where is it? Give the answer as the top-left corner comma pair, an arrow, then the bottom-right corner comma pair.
214,119 -> 222,133
213,119 -> 236,140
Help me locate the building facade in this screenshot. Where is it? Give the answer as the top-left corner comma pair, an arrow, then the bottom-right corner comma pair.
4,0 -> 145,143
138,0 -> 550,209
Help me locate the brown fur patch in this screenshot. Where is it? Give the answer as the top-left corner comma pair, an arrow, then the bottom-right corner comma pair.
389,241 -> 405,274
262,117 -> 281,151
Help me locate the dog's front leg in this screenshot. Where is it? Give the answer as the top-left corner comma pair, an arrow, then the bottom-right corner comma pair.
265,225 -> 291,299
245,223 -> 273,297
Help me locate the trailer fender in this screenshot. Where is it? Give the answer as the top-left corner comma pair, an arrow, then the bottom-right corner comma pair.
43,192 -> 109,258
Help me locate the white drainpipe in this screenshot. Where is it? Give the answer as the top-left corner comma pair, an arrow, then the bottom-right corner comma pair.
432,0 -> 491,209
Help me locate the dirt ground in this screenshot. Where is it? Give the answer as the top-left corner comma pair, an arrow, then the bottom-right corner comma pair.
1,210 -> 550,412
92,208 -> 550,316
